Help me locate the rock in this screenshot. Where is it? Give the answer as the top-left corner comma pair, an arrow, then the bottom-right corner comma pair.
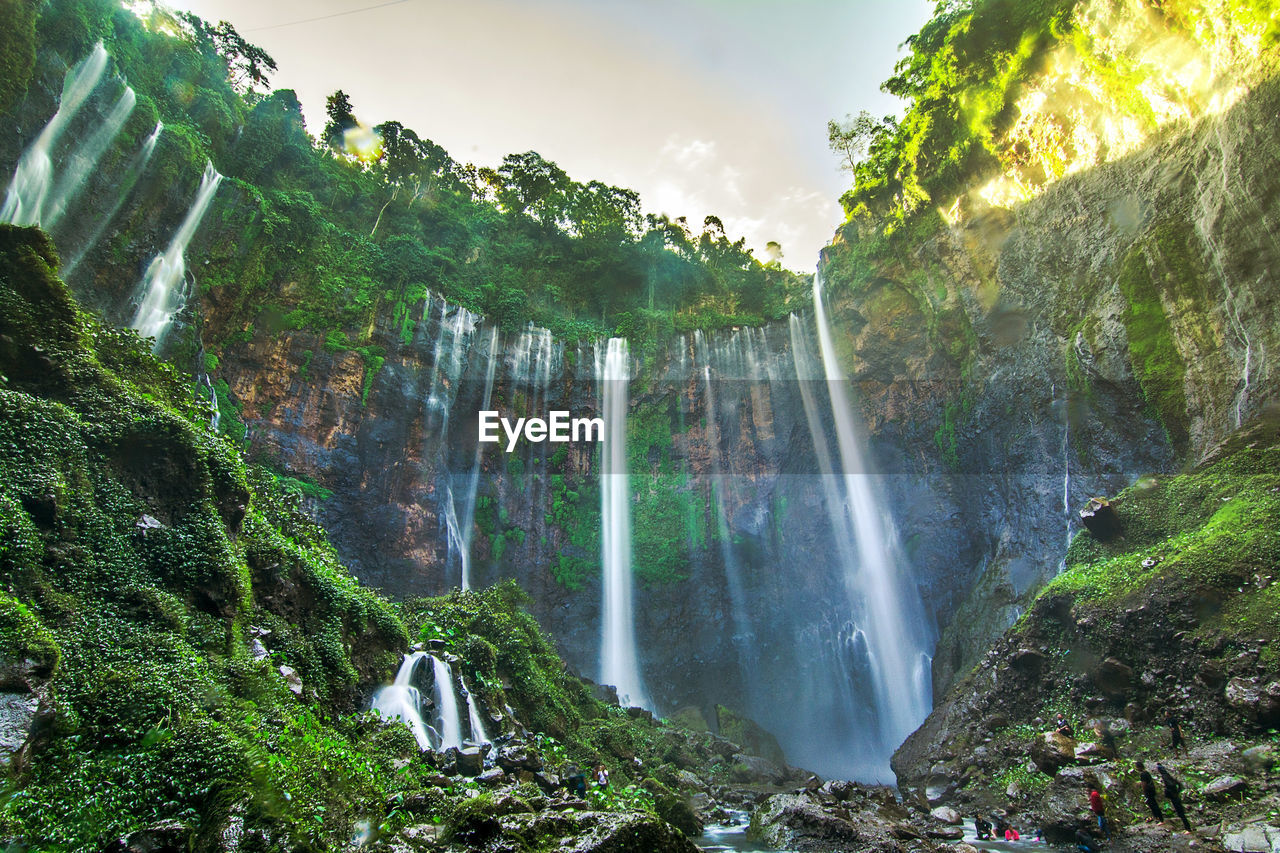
930,806 -> 963,825
715,704 -> 788,767
667,705 -> 710,732
477,767 -> 506,785
730,753 -> 787,785
1030,731 -> 1077,774
495,745 -> 543,772
496,809 -> 698,853
277,665 -> 302,696
675,769 -> 704,791
1074,741 -> 1106,761
926,825 -> 965,840
1080,497 -> 1120,540
1203,775 -> 1248,801
1225,678 -> 1280,727
249,639 -> 269,661
101,819 -> 189,852
1036,767 -> 1091,838
1094,657 -> 1133,697
751,794 -> 860,851
454,746 -> 485,777
0,692 -> 40,766
1241,744 -> 1276,773
1011,648 -> 1048,674
1222,824 -> 1279,852
821,779 -> 858,802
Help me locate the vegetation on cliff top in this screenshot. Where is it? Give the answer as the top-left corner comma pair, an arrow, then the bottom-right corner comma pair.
12,0 -> 806,366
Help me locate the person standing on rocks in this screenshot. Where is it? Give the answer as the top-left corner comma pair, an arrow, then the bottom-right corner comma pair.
1156,762 -> 1192,832
1089,787 -> 1111,840
1136,761 -> 1164,822
1164,711 -> 1186,753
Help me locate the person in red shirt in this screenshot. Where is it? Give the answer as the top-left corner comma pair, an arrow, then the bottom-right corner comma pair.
1089,788 -> 1110,840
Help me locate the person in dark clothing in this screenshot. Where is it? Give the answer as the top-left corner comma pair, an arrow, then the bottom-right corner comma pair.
994,817 -> 1010,840
1056,712 -> 1075,738
1165,711 -> 1186,752
1075,828 -> 1099,852
1157,762 -> 1193,831
974,815 -> 993,840
1089,788 -> 1111,840
1136,761 -> 1164,822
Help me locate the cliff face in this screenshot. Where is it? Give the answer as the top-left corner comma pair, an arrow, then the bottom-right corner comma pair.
818,0 -> 1280,699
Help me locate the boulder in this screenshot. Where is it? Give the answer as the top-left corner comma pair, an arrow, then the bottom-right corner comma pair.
751,794 -> 860,851
926,825 -> 965,840
1080,497 -> 1120,540
477,767 -> 506,785
930,806 -> 963,825
496,809 -> 698,853
454,746 -> 485,777
1225,678 -> 1280,727
1222,824 -> 1279,853
1036,767 -> 1091,839
1094,657 -> 1133,697
101,820 -> 189,852
1203,775 -> 1248,801
1011,648 -> 1048,674
715,704 -> 788,767
1241,744 -> 1276,773
277,665 -> 303,697
1029,731 -> 1077,774
730,753 -> 787,785
821,779 -> 858,802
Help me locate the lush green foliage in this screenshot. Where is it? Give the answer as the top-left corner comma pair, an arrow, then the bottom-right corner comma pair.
0,225 -> 426,849
29,0 -> 804,370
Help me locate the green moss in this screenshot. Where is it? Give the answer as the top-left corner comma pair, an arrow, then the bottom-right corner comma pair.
1116,242 -> 1189,456
0,0 -> 37,117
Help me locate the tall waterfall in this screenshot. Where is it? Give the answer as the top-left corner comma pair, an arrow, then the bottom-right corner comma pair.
458,325 -> 500,590
798,273 -> 932,775
63,121 -> 163,277
597,338 -> 650,710
43,84 -> 136,228
370,652 -> 434,751
1,42 -> 113,227
130,162 -> 223,350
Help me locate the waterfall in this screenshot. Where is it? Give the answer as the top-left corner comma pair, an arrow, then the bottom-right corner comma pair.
370,652 -> 434,751
130,162 -> 223,350
63,121 -> 163,277
459,326 -> 500,590
462,676 -> 492,744
597,338 -> 650,710
797,272 -> 932,775
43,84 -> 136,228
1061,388 -> 1072,554
1,43 -> 111,226
430,655 -> 464,751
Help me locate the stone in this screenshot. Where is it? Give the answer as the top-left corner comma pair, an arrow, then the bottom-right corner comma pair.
930,806 -> 963,825
1011,648 -> 1047,674
102,819 -> 189,852
1241,744 -> 1276,773
821,779 -> 858,802
0,692 -> 40,766
751,794 -> 860,851
477,767 -> 506,785
1222,825 -> 1276,852
1226,678 -> 1280,727
1094,657 -> 1133,697
926,825 -> 965,840
730,753 -> 787,785
1030,731 -> 1077,774
1202,775 -> 1248,801
1080,497 -> 1120,540
454,746 -> 485,777
277,665 -> 302,696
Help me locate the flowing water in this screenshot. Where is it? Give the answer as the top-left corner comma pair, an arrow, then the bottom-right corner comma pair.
597,337 -> 650,710
430,654 -> 464,751
131,162 -> 223,349
42,84 -> 136,227
370,652 -> 434,751
1,43 -> 112,227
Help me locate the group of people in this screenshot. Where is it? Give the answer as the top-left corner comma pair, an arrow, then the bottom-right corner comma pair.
561,763 -> 610,798
974,814 -> 1036,841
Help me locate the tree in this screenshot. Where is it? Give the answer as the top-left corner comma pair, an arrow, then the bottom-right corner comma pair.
180,14 -> 276,95
495,152 -> 571,226
827,110 -> 886,173
323,90 -> 357,151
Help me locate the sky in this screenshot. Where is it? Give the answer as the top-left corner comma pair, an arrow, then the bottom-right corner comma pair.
164,0 -> 933,267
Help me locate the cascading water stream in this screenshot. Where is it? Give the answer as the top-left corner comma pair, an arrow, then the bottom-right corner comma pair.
462,677 -> 492,745
370,652 -> 434,751
1,43 -> 111,226
130,162 -> 223,350
62,121 -> 163,278
597,338 -> 650,710
804,272 -> 933,773
458,326 -> 500,591
43,84 -> 136,227
430,655 -> 464,751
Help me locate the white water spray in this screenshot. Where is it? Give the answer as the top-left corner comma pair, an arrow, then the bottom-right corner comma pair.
1,43 -> 112,226
370,652 -> 434,751
131,162 -> 223,350
459,326 -> 500,590
597,338 -> 650,710
430,655 -> 464,751
805,273 -> 932,770
43,84 -> 136,227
